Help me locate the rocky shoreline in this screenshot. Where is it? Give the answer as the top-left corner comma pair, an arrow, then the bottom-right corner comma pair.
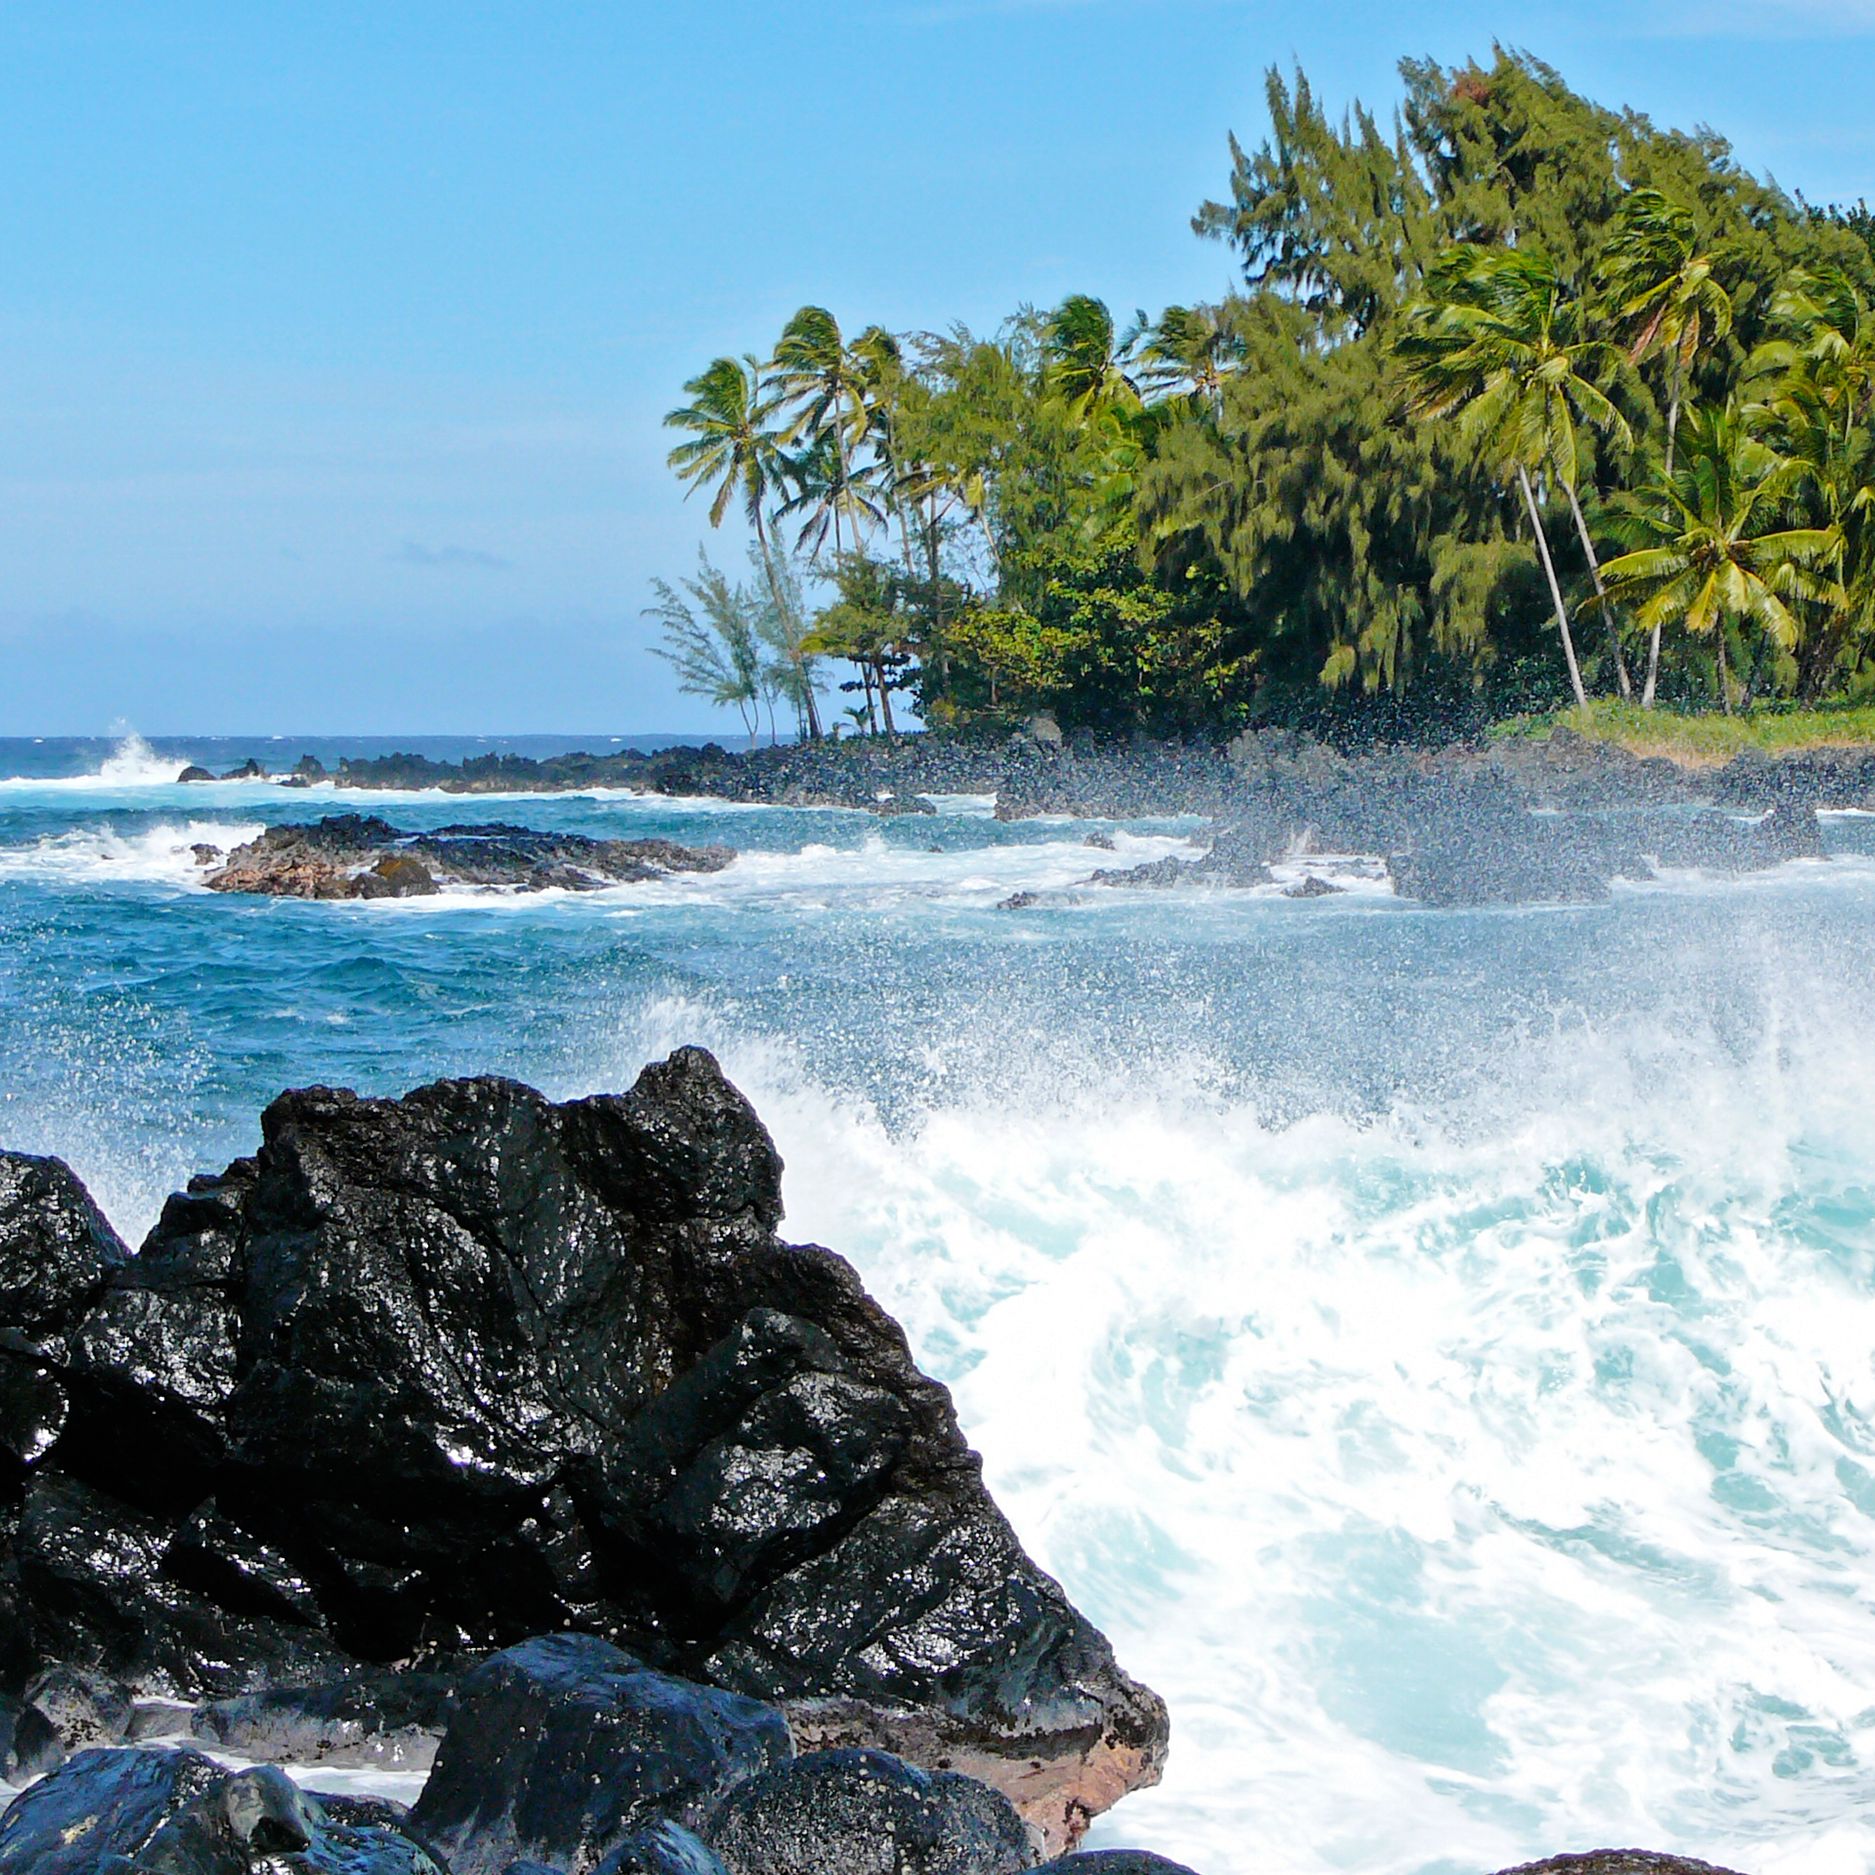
172,731 -> 1875,909
0,1051 -> 1758,1873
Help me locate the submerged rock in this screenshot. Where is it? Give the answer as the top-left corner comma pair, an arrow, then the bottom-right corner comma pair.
410,1634 -> 789,1875
1,1049 -> 1167,1850
203,815 -> 734,899
700,1747 -> 1032,1875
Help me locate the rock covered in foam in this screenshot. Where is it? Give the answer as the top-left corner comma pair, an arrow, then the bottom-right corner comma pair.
0,1047 -> 1168,1851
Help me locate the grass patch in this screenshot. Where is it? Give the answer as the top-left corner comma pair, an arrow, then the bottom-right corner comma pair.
1493,699 -> 1875,763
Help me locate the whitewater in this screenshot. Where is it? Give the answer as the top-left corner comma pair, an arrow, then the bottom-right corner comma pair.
7,735 -> 1875,1875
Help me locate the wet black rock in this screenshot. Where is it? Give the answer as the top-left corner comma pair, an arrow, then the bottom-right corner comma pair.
176,767 -> 215,784
1282,875 -> 1343,899
0,1743 -> 226,1872
592,1821 -> 730,1875
192,1668 -> 457,1770
23,1662 -> 134,1750
0,1694 -> 62,1783
411,1634 -> 788,1875
135,1762 -> 446,1874
204,815 -> 734,899
700,1748 -> 1032,1875
220,760 -> 266,781
1491,1856 -> 1747,1875
1033,1856 -> 1201,1875
996,891 -> 1041,911
3,1049 -> 1166,1850
1086,855 -> 1195,889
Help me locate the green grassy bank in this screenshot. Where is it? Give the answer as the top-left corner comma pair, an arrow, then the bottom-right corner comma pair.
1497,700 -> 1875,764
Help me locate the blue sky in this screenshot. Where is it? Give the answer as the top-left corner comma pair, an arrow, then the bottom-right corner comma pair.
3,1 -> 1873,735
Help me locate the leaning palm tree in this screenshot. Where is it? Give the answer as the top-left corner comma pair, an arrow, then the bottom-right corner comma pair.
1396,245 -> 1633,710
768,306 -> 873,560
663,356 -> 822,736
1596,188 -> 1736,706
1600,402 -> 1840,714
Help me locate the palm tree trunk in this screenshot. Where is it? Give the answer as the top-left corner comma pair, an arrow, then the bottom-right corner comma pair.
1741,629 -> 1776,712
1518,466 -> 1590,712
875,657 -> 897,736
1642,386 -> 1681,710
858,662 -> 878,736
1716,627 -> 1732,716
925,496 -> 949,689
1564,481 -> 1630,701
753,506 -> 821,740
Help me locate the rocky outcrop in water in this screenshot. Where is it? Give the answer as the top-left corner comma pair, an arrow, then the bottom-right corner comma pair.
0,1049 -> 1167,1851
200,815 -> 733,899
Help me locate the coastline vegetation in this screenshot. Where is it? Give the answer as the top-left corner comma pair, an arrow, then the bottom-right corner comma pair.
652,50 -> 1875,745
1501,697 -> 1875,762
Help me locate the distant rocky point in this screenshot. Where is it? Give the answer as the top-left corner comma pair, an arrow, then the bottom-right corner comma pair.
197,814 -> 733,899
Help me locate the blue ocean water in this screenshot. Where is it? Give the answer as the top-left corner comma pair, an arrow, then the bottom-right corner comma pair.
6,733 -> 1875,1875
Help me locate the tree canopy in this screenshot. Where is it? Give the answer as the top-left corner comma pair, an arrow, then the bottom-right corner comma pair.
650,49 -> 1875,740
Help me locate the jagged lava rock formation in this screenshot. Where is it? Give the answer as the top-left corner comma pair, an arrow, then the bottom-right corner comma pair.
200,814 -> 733,898
0,1048 -> 1167,1852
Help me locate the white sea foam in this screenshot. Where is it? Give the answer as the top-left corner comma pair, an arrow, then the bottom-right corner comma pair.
590,988 -> 1875,1875
0,819 -> 259,888
0,732 -> 193,792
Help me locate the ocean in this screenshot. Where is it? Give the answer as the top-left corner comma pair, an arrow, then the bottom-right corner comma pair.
6,732 -> 1875,1875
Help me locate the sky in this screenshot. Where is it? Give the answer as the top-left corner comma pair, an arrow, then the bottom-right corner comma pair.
2,1 -> 1873,736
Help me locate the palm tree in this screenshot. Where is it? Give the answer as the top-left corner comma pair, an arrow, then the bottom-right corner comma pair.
1043,295 -> 1143,420
1761,267 -> 1875,445
1397,245 -> 1633,710
1756,369 -> 1875,698
1139,302 -> 1248,416
1596,188 -> 1735,705
663,356 -> 823,736
769,306 -> 873,560
1600,403 -> 1840,713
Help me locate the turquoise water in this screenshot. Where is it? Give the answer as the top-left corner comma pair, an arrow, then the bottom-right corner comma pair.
7,734 -> 1875,1875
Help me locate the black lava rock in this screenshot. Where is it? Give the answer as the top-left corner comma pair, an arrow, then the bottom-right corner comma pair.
191,1668 -> 457,1770
0,1743 -> 226,1871
0,1694 -> 62,1783
411,1634 -> 788,1875
594,1821 -> 731,1875
23,1663 -> 133,1750
1492,1856 -> 1748,1875
1033,1856 -> 1202,1875
702,1748 -> 1033,1875
4,1048 -> 1166,1850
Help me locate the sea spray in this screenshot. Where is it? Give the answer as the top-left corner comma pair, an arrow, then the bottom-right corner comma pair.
9,768 -> 1875,1871
597,986 -> 1875,1875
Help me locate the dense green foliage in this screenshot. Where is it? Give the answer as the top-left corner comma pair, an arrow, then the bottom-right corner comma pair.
654,51 -> 1875,739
